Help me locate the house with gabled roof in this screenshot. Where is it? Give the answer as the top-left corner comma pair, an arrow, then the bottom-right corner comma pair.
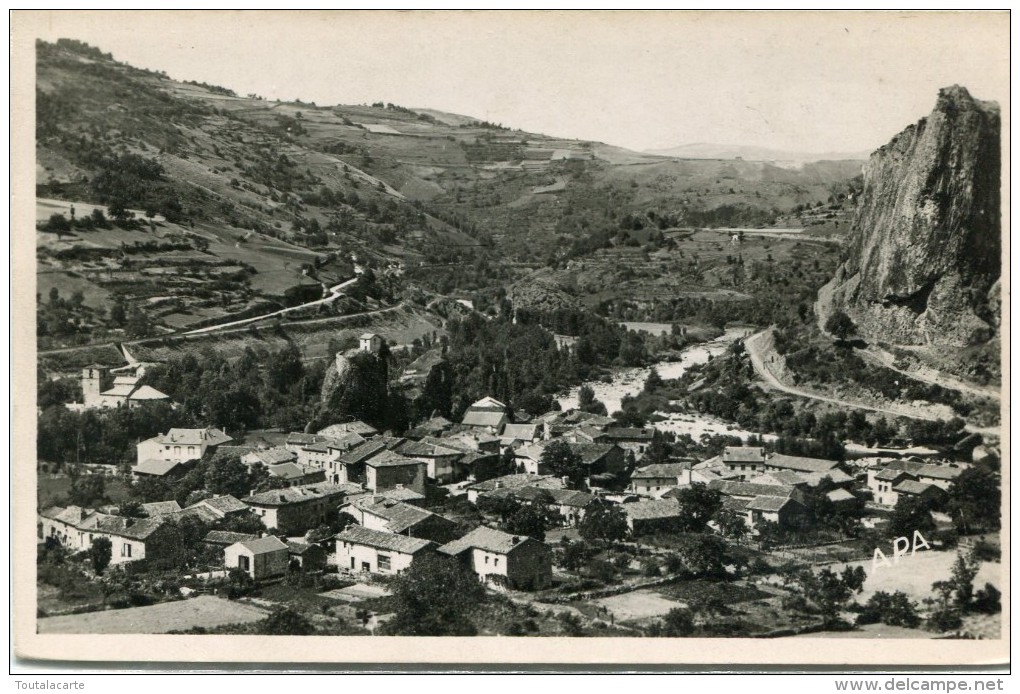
630,462 -> 694,497
620,498 -> 684,535
243,482 -> 362,535
365,454 -> 427,495
202,530 -> 258,550
336,526 -> 434,575
224,535 -> 289,581
186,494 -> 250,520
397,439 -> 465,483
241,447 -> 298,469
131,458 -> 194,481
318,420 -> 379,439
140,500 -> 182,517
764,453 -> 842,475
343,495 -> 457,543
466,473 -> 564,504
461,396 -> 509,432
438,526 -> 552,590
721,446 -> 766,480
136,427 -> 233,467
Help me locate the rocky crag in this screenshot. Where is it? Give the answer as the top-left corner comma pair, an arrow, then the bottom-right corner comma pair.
818,85 -> 1001,348
316,347 -> 390,429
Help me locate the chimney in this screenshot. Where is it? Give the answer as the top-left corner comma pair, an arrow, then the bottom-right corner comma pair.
395,483 -> 403,490
494,481 -> 502,489
562,476 -> 570,486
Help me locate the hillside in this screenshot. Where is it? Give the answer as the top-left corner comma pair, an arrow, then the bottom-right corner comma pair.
35,38 -> 863,362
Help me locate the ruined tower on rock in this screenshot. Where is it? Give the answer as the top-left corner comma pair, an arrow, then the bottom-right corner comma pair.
817,85 -> 1001,348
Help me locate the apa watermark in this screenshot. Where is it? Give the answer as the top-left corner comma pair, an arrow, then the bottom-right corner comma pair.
871,530 -> 930,573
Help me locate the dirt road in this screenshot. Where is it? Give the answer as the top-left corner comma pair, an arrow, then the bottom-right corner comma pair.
745,330 -> 946,423
183,276 -> 358,335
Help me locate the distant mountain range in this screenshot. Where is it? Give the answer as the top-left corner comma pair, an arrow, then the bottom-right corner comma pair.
645,142 -> 871,163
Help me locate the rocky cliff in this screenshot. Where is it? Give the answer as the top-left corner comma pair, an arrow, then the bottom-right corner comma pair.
316,348 -> 389,429
818,86 -> 1000,347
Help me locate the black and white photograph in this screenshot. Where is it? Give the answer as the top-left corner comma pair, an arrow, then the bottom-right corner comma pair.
12,10 -> 1008,668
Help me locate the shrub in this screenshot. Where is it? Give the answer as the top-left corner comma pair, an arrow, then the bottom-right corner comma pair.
972,584 -> 1001,614
856,591 -> 921,628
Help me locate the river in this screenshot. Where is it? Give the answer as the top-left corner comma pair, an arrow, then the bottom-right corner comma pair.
556,326 -> 771,441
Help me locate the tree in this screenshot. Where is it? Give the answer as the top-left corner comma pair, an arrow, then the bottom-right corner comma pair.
559,540 -> 595,571
89,537 -> 112,575
205,452 -> 253,498
118,500 -> 146,518
674,534 -> 728,577
578,502 -> 629,544
504,500 -> 551,542
261,607 -> 314,635
644,367 -> 663,393
797,565 -> 866,626
383,553 -> 486,636
886,495 -> 936,539
540,440 -> 585,488
69,474 -> 107,507
714,509 -> 749,543
947,467 -> 1000,533
577,385 -> 607,416
825,311 -> 857,341
948,550 -> 980,610
672,483 -> 723,533
657,607 -> 695,636
856,591 -> 921,628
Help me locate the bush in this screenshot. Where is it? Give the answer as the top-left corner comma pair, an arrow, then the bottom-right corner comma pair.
926,608 -> 963,633
972,583 -> 1001,614
856,591 -> 921,628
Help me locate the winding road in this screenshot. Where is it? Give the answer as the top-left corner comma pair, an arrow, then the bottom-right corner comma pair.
743,329 -> 1000,436
183,276 -> 359,335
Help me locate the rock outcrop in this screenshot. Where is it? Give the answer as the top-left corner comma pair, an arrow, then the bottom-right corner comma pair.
818,85 -> 1000,347
317,347 -> 389,428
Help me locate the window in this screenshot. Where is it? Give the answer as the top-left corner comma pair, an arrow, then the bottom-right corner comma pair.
378,555 -> 392,571
239,555 -> 250,572
484,555 -> 489,564
174,446 -> 181,456
188,446 -> 196,455
494,558 -> 499,567
122,543 -> 132,558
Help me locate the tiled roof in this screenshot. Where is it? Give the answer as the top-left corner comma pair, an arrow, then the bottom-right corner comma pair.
140,501 -> 182,516
133,459 -> 188,477
268,462 -> 320,480
378,487 -> 426,503
719,495 -> 749,511
438,526 -> 538,556
339,437 -> 404,465
746,495 -> 799,513
193,494 -> 248,514
567,443 -> 617,466
826,489 -> 856,503
157,428 -> 233,447
336,526 -> 433,554
467,473 -> 560,493
501,423 -> 540,441
318,421 -> 379,438
621,499 -> 683,521
893,480 -> 941,496
203,530 -> 258,545
875,468 -> 912,482
236,536 -> 289,554
709,480 -> 797,499
470,396 -> 507,410
750,470 -> 805,486
365,452 -> 426,469
286,432 -> 322,447
398,439 -> 463,458
604,427 -> 654,440
245,483 -> 361,507
101,384 -> 137,398
722,446 -> 765,463
546,488 -> 596,508
766,453 -> 840,473
462,410 -> 507,428
246,448 -> 298,466
632,462 -> 691,479
93,514 -> 167,540
128,385 -> 169,400
800,469 -> 854,486
917,465 -> 965,481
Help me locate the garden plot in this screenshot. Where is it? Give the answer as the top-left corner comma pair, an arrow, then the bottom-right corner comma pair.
36,595 -> 269,634
594,589 -> 687,622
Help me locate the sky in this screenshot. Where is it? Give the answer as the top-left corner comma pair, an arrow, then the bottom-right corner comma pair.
19,10 -> 1010,154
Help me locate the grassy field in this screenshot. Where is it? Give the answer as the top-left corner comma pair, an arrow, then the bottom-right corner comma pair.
36,595 -> 270,634
38,474 -> 132,508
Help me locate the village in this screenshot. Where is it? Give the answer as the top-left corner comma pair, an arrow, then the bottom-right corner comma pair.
36,331 -> 1000,638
